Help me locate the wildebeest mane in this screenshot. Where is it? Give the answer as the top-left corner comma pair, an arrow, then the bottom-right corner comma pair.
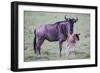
55,20 -> 66,24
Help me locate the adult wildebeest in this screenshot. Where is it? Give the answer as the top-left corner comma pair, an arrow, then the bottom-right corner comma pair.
33,15 -> 78,57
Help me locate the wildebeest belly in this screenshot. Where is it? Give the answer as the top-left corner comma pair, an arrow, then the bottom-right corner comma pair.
45,24 -> 59,41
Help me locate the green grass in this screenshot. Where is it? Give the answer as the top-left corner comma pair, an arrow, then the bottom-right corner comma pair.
24,11 -> 90,62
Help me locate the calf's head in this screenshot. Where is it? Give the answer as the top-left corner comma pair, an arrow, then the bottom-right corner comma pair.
67,33 -> 80,48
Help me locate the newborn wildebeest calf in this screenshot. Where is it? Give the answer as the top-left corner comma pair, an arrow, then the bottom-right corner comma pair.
66,33 -> 80,56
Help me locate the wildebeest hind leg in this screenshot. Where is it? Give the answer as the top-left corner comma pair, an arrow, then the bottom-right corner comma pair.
36,38 -> 44,56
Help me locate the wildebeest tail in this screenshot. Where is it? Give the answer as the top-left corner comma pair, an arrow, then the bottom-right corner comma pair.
33,29 -> 36,54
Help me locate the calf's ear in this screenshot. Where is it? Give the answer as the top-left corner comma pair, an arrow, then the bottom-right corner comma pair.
77,33 -> 80,36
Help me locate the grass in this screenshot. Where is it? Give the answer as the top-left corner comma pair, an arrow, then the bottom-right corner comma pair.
24,11 -> 90,62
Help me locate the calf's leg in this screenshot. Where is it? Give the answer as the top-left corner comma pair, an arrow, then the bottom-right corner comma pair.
59,40 -> 64,57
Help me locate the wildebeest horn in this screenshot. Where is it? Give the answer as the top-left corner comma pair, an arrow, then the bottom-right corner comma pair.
64,15 -> 69,21
73,17 -> 78,22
